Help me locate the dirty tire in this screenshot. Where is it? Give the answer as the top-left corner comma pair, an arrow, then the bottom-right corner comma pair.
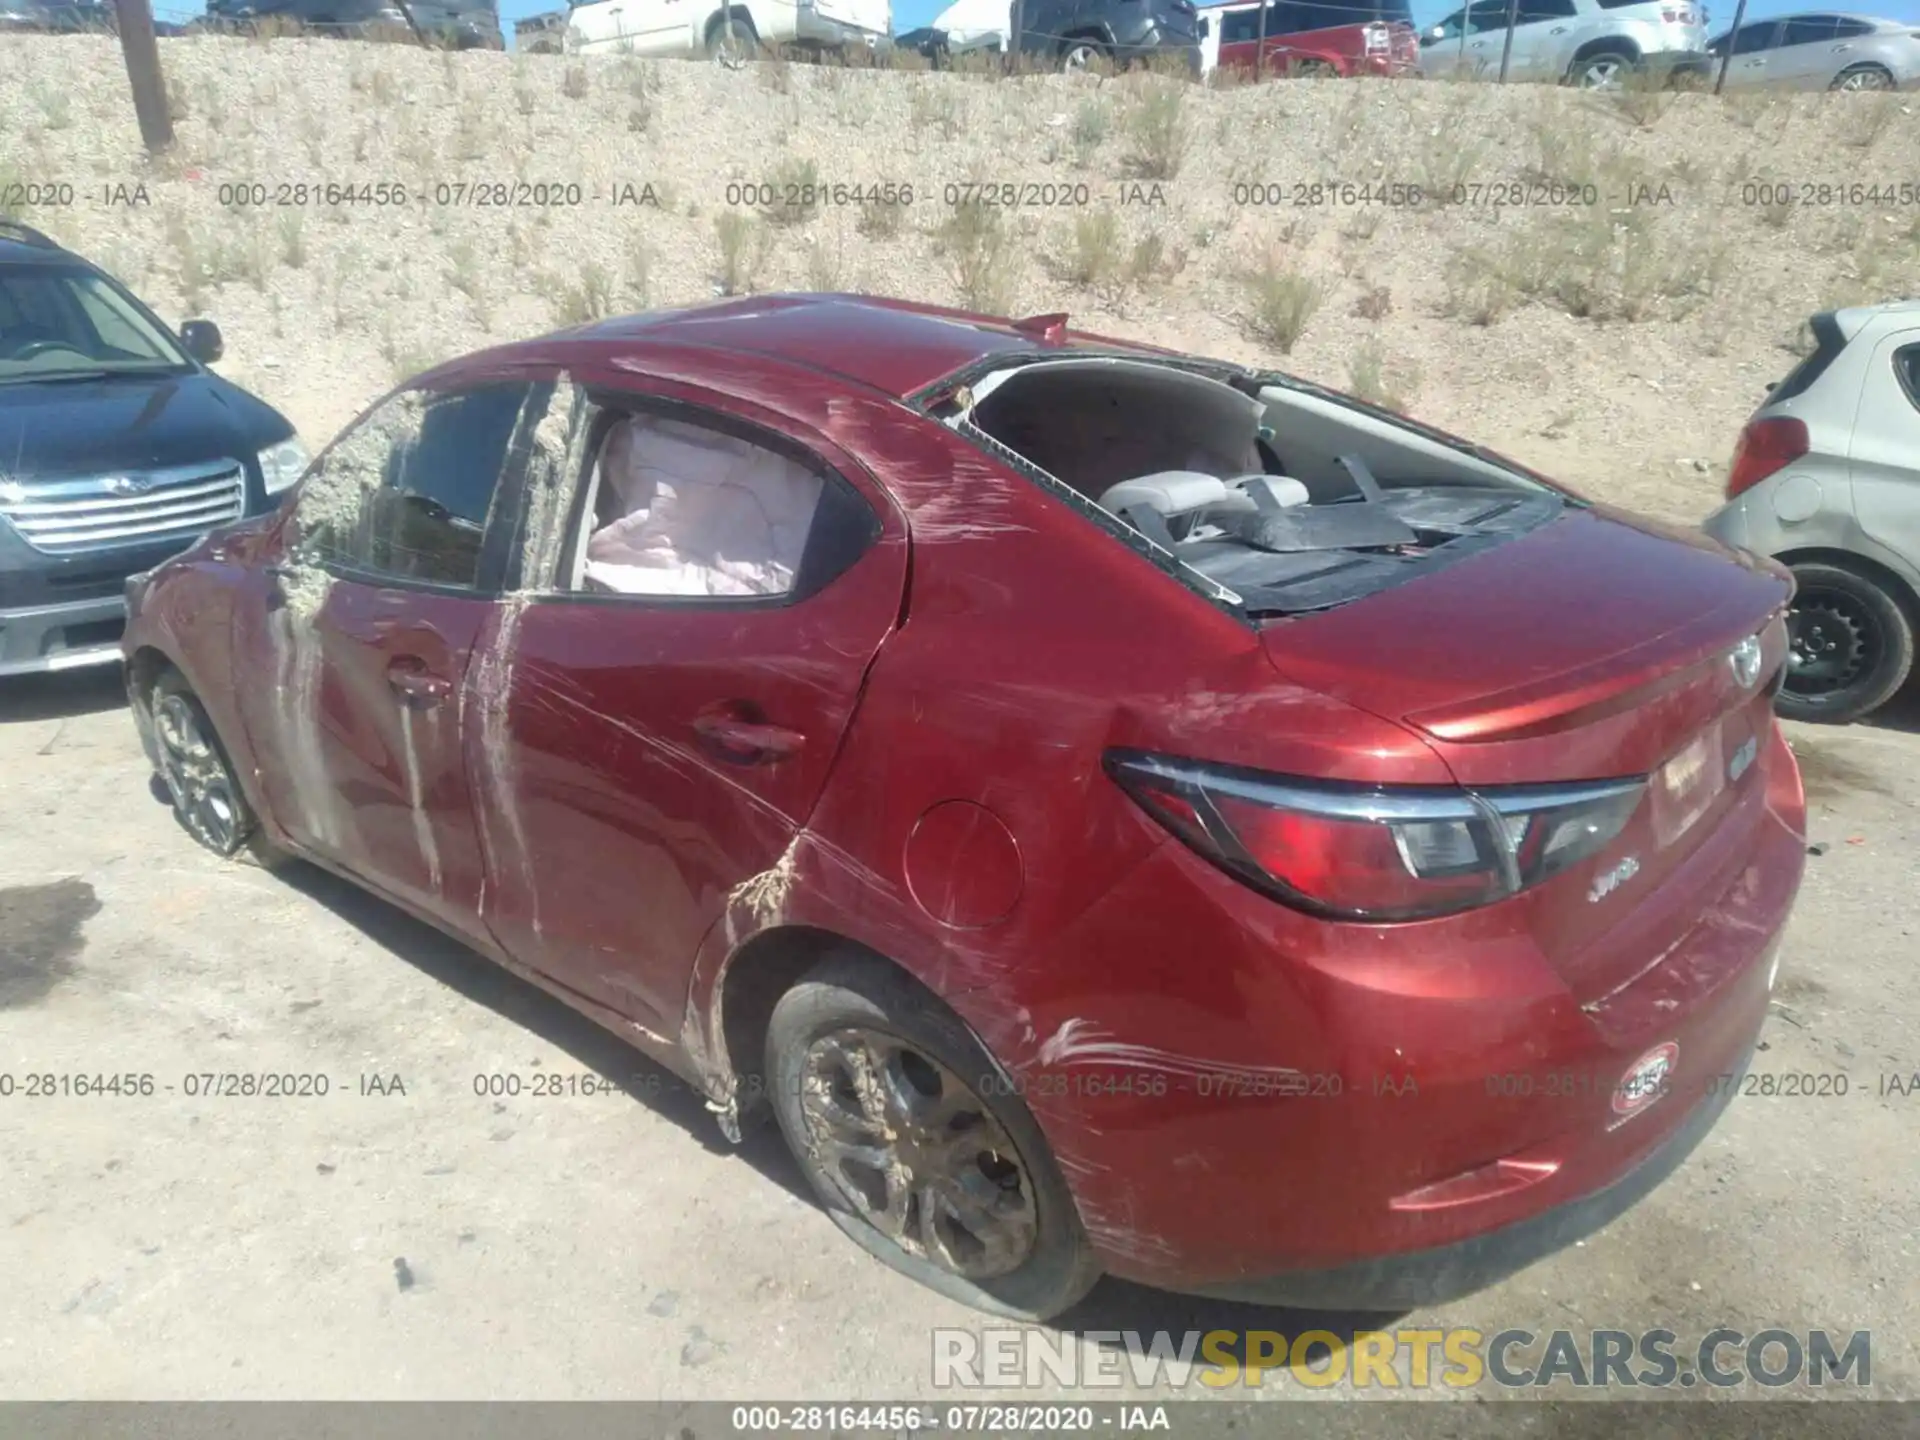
766,954 -> 1102,1321
1831,64 -> 1894,92
149,670 -> 286,868
1058,36 -> 1107,73
1777,563 -> 1915,725
705,12 -> 760,64
1568,49 -> 1635,88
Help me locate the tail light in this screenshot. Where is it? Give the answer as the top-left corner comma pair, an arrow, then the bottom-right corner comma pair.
1106,750 -> 1645,922
1725,416 -> 1810,500
1363,21 -> 1388,51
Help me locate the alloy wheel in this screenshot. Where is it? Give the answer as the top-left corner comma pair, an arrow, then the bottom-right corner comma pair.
1578,57 -> 1627,89
1061,43 -> 1100,74
1836,68 -> 1892,92
153,692 -> 243,854
798,1027 -> 1039,1280
1787,591 -> 1878,697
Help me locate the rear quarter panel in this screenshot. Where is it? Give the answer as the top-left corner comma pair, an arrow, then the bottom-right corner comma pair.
676,392 -> 1455,1153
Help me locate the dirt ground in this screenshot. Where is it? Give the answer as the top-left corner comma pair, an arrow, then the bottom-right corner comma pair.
2,33 -> 1919,1407
3,665 -> 1919,1402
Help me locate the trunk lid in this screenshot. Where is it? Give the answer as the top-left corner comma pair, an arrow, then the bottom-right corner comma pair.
1259,505 -> 1790,786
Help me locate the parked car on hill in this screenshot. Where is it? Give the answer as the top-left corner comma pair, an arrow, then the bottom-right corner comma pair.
199,0 -> 505,47
1707,12 -> 1919,90
1703,300 -> 1920,724
1199,0 -> 1420,78
914,0 -> 1201,71
0,0 -> 114,32
1416,0 -> 1711,87
566,0 -> 890,61
124,291 -> 1804,1320
0,222 -> 303,678
514,5 -> 568,49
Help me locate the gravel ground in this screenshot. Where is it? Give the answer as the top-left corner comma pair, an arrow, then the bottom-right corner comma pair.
2,37 -> 1917,521
1,676 -> 1917,1402
1,34 -> 1918,1409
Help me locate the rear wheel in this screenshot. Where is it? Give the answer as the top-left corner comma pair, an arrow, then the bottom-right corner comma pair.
1777,562 -> 1915,724
1568,48 -> 1635,89
765,954 -> 1102,1320
1832,64 -> 1894,92
1058,36 -> 1107,73
1289,58 -> 1339,78
705,11 -> 760,65
149,671 -> 285,866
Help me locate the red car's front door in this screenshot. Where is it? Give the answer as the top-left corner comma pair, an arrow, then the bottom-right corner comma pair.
231,378 -> 552,940
471,382 -> 910,1031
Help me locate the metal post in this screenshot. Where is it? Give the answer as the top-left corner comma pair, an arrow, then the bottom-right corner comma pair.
111,0 -> 173,154
1008,0 -> 1025,74
1713,0 -> 1747,94
1495,0 -> 1520,82
1254,0 -> 1268,82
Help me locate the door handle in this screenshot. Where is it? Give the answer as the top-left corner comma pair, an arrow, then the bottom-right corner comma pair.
387,658 -> 452,708
693,712 -> 806,765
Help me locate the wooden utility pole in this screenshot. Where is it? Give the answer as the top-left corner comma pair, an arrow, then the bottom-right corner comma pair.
1713,0 -> 1748,93
113,0 -> 174,154
1495,0 -> 1521,83
391,0 -> 431,45
1008,0 -> 1026,74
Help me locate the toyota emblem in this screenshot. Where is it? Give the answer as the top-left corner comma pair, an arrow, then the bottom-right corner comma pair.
102,474 -> 152,497
1613,1041 -> 1679,1120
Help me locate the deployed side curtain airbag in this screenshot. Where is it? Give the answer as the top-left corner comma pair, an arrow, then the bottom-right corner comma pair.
583,414 -> 823,597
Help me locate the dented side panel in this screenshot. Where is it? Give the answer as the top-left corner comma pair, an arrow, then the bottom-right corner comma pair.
468,375 -> 912,1037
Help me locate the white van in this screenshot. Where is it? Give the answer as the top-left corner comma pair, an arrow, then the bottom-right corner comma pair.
566,0 -> 892,60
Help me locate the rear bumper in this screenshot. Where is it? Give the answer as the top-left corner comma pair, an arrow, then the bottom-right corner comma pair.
0,595 -> 127,677
1114,37 -> 1203,74
794,11 -> 891,50
1194,1025 -> 1760,1308
1005,725 -> 1805,1300
1650,48 -> 1712,76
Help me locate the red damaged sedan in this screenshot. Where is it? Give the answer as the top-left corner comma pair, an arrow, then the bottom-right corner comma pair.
123,294 -> 1806,1320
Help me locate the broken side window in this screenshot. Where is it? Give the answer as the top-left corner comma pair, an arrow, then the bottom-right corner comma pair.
292,382 -> 531,589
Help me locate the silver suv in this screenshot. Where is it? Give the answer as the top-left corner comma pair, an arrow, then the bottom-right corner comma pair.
1702,301 -> 1920,724
1417,0 -> 1710,87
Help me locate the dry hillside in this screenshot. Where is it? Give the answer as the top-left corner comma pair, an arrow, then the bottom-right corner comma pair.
2,37 -> 1918,523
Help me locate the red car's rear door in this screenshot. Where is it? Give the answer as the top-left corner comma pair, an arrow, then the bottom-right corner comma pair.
470,377 -> 910,1032
230,376 -> 554,942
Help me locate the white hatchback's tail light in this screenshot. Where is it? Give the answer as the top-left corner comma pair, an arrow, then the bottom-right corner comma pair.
1107,750 -> 1646,922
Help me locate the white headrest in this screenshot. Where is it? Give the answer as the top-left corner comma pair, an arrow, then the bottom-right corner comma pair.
1097,471 -> 1230,516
